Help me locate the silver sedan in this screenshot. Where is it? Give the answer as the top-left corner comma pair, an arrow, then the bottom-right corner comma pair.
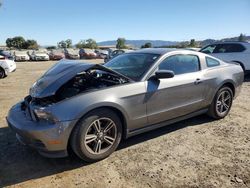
7,48 -> 244,162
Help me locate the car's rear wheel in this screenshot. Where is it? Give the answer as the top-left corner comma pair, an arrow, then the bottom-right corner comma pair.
70,109 -> 122,162
208,86 -> 233,119
0,68 -> 6,78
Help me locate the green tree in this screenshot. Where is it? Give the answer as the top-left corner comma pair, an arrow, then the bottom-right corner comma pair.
189,39 -> 196,47
85,38 -> 98,49
13,36 -> 26,49
23,39 -> 39,49
141,42 -> 152,48
65,39 -> 72,48
57,40 -> 67,48
76,39 -> 98,49
75,40 -> 85,49
6,38 -> 13,48
238,33 -> 246,42
57,39 -> 72,48
6,37 -> 39,49
5,36 -> 26,49
116,38 -> 126,49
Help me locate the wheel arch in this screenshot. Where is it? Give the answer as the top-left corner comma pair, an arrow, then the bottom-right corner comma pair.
85,106 -> 128,139
214,80 -> 236,99
231,60 -> 245,72
221,82 -> 235,97
67,104 -> 129,152
0,66 -> 7,78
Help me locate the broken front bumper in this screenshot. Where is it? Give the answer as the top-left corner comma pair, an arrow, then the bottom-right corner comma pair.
6,102 -> 75,158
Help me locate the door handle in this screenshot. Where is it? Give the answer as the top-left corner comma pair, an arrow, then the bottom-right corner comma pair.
194,78 -> 203,85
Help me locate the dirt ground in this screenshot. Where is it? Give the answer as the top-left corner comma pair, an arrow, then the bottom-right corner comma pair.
0,60 -> 249,188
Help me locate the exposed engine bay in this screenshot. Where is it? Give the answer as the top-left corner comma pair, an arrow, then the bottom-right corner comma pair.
57,69 -> 128,99
32,68 -> 129,106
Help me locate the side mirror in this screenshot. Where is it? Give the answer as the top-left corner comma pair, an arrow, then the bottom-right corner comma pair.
154,70 -> 175,79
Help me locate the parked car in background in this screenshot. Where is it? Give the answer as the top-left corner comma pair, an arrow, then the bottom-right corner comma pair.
65,48 -> 80,59
49,49 -> 65,60
14,51 -> 30,61
0,50 -> 14,60
104,49 -> 132,62
7,49 -> 243,162
200,42 -> 250,74
95,49 -> 109,59
0,51 -> 16,78
79,48 -> 97,59
29,49 -> 49,61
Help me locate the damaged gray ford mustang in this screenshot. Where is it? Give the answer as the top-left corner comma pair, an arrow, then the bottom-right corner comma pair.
7,48 -> 244,162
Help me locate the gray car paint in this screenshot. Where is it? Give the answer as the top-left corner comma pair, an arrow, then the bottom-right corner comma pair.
7,48 -> 244,157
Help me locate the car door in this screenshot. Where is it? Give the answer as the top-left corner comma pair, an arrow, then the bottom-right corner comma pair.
145,54 -> 206,125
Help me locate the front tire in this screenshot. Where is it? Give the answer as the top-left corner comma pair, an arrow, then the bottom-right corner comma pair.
208,86 -> 233,119
70,109 -> 122,162
0,68 -> 6,79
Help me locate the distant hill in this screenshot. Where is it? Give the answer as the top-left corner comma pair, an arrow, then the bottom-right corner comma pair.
98,40 -> 178,48
200,36 -> 250,47
98,36 -> 250,48
221,35 -> 250,42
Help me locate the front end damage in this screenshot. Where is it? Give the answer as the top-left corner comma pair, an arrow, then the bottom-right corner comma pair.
7,60 -> 130,157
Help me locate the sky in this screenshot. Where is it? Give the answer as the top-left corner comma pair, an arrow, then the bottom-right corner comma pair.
0,0 -> 250,45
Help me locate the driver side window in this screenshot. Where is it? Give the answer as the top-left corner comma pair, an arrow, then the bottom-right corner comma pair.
159,54 -> 200,75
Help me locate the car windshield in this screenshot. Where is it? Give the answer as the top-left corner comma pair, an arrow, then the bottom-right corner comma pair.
105,53 -> 160,81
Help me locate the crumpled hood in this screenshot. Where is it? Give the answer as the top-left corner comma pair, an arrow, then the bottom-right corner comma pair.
29,59 -> 129,98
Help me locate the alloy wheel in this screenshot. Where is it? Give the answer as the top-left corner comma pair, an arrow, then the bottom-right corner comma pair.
216,90 -> 232,116
84,118 -> 117,155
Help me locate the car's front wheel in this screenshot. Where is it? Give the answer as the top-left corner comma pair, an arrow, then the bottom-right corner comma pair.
70,109 -> 122,162
0,68 -> 6,79
208,86 -> 233,119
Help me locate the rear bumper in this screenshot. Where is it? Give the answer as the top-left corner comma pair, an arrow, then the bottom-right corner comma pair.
6,102 -> 74,158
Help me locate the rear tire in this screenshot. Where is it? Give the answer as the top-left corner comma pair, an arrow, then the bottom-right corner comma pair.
70,109 -> 122,162
207,86 -> 233,119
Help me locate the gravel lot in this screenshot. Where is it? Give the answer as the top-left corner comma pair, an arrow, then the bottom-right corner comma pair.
0,60 -> 249,188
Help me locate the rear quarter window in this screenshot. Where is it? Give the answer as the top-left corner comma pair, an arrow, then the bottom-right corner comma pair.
206,57 -> 220,67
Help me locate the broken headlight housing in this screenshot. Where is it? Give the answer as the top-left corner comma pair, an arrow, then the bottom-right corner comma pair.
34,108 -> 57,123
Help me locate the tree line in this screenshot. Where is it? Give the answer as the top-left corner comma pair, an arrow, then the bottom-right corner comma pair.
5,37 -> 131,50
4,33 -> 247,50
6,37 -> 39,49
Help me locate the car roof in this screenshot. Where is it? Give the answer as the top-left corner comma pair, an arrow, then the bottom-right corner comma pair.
130,48 -> 201,55
209,41 -> 250,45
130,48 -> 177,55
